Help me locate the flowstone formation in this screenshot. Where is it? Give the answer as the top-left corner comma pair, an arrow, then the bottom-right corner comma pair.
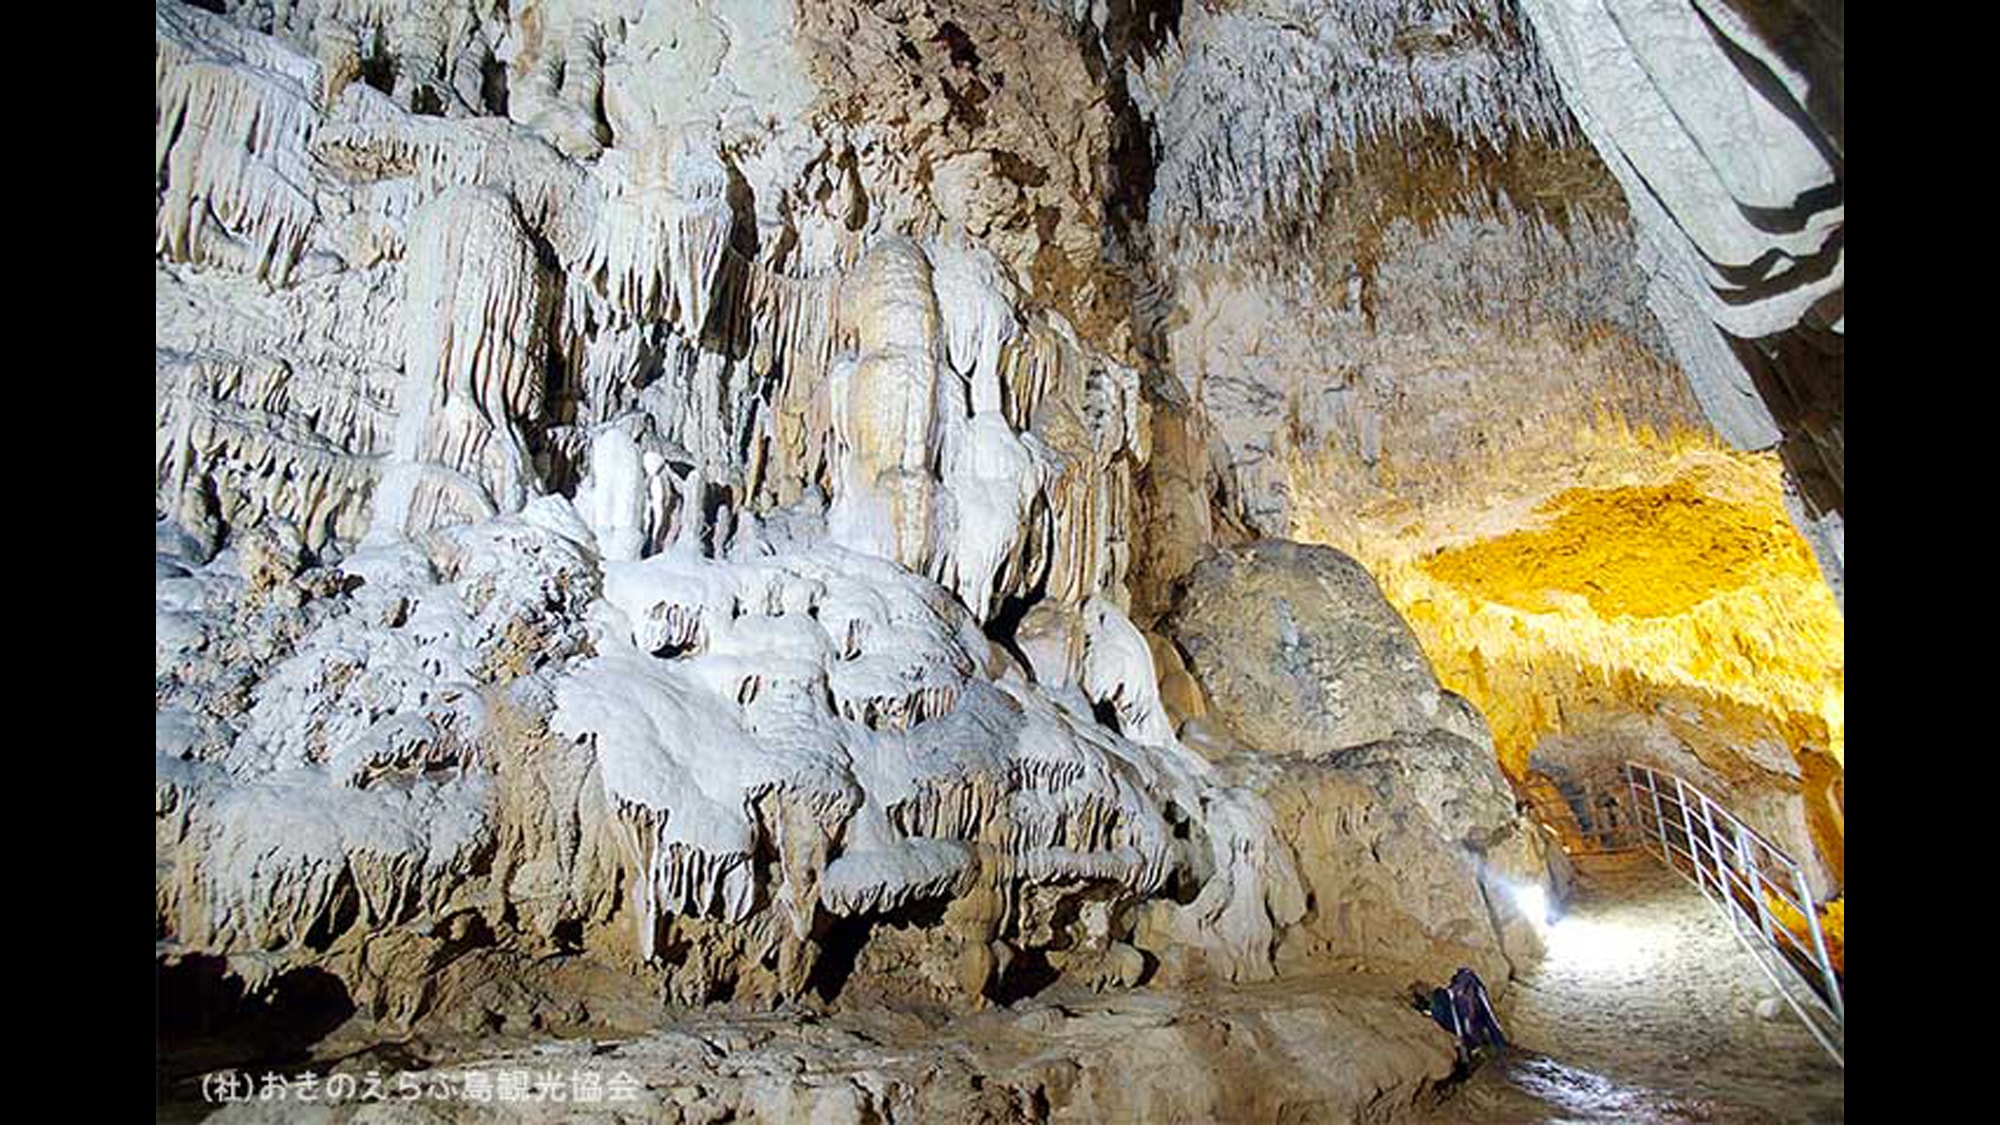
157,0 -> 1543,1047
157,0 -> 1270,1018
156,1 -> 1840,1119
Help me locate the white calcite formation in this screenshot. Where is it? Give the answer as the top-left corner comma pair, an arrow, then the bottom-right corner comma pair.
154,5 -> 1836,1105
368,186 -> 555,541
828,234 -> 1137,619
157,500 -> 604,1021
551,542 -> 1304,992
154,0 -> 1344,1029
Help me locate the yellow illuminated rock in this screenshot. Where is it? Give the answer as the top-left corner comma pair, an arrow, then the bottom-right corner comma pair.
1289,421 -> 1844,870
1420,475 -> 1811,620
1768,893 -> 1844,975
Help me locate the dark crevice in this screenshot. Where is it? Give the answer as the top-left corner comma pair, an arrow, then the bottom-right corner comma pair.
992,947 -> 1061,1006
1091,697 -> 1125,735
932,20 -> 982,70
358,28 -> 395,97
479,50 -> 510,117
302,874 -> 360,952
1727,322 -> 1843,519
1706,225 -> 1843,306
651,637 -> 697,660
982,568 -> 1048,677
410,84 -> 445,117
1090,0 -> 1180,375
806,896 -> 952,1004
157,959 -> 358,1103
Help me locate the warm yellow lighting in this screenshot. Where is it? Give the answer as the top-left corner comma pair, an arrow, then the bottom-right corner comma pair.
1767,893 -> 1844,975
1420,475 -> 1812,620
1289,421 -> 1844,783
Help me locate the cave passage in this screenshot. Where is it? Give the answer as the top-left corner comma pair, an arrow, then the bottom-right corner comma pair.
1428,852 -> 1844,1123
153,0 -> 1845,1118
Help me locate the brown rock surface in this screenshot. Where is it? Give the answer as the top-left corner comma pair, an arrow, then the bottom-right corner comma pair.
1166,539 -> 1446,756
176,974 -> 1460,1124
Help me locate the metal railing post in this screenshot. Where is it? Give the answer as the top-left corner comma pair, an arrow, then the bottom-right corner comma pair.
1647,767 -> 1670,866
1630,765 -> 1656,858
1738,830 -> 1779,948
1697,789 -> 1742,933
1792,861 -> 1845,1024
1673,776 -> 1709,901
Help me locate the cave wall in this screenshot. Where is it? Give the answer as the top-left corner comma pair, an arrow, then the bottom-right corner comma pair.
155,0 -> 1842,1042
156,0 -> 1563,1037
1515,0 -> 1844,602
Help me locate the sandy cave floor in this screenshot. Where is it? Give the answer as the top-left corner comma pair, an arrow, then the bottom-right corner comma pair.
1428,851 -> 1844,1123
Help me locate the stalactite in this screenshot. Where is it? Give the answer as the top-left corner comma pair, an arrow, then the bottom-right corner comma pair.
157,4 -> 323,286
575,134 -> 735,339
369,186 -> 554,541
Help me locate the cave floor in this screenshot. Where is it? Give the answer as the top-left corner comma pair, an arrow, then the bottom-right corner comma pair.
163,968 -> 1462,1122
1430,851 -> 1844,1123
159,852 -> 1844,1122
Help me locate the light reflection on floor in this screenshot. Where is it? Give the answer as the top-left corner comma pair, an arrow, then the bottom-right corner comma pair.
1427,853 -> 1840,1123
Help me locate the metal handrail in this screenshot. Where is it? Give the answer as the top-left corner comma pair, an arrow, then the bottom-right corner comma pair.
1521,773 -> 1643,855
1623,761 -> 1844,1068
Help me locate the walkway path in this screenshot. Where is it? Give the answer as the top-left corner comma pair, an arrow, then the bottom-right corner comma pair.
1431,851 -> 1844,1122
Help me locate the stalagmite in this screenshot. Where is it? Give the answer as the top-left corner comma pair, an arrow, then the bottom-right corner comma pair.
828,237 -> 943,571
575,426 -> 649,561
156,4 -> 1839,1115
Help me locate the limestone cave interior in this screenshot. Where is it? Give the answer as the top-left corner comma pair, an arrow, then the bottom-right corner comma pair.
153,1 -> 1847,1120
